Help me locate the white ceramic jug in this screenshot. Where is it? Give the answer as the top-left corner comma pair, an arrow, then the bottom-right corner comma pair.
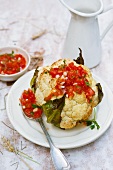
60,0 -> 113,68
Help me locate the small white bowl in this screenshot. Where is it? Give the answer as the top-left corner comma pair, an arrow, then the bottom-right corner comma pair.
0,46 -> 31,82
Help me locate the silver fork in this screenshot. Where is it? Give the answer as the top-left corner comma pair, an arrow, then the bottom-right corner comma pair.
23,111 -> 71,170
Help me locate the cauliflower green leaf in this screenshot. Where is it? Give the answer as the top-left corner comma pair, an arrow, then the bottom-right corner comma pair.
73,48 -> 84,65
96,83 -> 103,104
30,67 -> 39,92
42,95 -> 65,128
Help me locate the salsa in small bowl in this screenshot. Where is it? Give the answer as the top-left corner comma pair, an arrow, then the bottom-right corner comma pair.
0,46 -> 31,81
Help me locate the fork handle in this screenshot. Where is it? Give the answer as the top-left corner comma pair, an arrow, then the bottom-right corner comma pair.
37,118 -> 71,170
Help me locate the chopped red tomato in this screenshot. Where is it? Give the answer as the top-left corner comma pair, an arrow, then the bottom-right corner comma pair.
49,67 -> 64,78
0,51 -> 26,75
20,88 -> 42,119
33,109 -> 42,119
47,61 -> 95,102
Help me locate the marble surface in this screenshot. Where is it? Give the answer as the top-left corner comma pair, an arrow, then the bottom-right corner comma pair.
0,0 -> 113,169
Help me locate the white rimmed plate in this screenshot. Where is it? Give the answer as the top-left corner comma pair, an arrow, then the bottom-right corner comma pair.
6,70 -> 113,149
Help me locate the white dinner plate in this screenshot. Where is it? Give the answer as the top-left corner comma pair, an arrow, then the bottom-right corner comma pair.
6,70 -> 113,149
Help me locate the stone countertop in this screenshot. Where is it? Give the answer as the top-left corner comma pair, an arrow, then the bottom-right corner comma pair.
0,0 -> 113,169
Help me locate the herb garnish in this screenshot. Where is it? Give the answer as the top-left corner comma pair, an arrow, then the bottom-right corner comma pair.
85,81 -> 90,86
32,104 -> 42,109
30,112 -> 34,115
9,50 -> 15,57
86,108 -> 100,130
63,59 -> 66,65
32,104 -> 38,108
85,119 -> 100,130
80,108 -> 100,130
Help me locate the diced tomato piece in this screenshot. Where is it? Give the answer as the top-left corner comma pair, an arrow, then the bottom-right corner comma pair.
33,108 -> 43,119
65,79 -> 72,86
22,91 -> 29,99
65,65 -> 71,71
68,62 -> 76,70
66,86 -> 74,97
25,102 -> 32,109
86,88 -> 95,96
49,68 -> 59,78
67,70 -> 75,79
24,108 -> 33,117
49,67 -> 64,78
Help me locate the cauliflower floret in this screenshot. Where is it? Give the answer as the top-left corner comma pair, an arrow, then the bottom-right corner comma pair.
34,58 -> 102,129
59,116 -> 77,129
60,98 -> 93,129
35,67 -> 63,105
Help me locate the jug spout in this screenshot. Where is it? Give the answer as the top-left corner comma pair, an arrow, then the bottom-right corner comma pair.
60,0 -> 103,17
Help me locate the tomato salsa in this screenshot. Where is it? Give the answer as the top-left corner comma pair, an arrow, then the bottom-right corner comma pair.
0,51 -> 26,75
45,61 -> 95,102
20,88 -> 42,119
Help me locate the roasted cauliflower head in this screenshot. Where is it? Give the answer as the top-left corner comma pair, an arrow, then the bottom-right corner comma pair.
31,57 -> 103,129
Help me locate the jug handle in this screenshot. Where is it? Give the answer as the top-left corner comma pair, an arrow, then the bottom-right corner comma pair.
100,4 -> 113,41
